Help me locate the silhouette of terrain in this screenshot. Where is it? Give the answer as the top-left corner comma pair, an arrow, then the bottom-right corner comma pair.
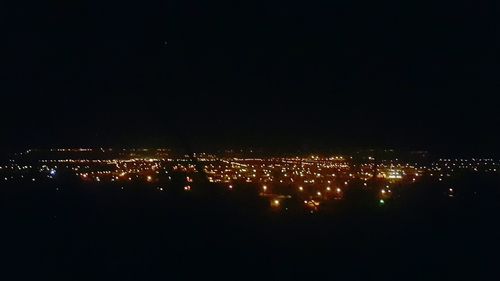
1,173 -> 499,280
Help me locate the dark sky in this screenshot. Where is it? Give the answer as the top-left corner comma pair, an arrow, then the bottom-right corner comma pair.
2,1 -> 497,154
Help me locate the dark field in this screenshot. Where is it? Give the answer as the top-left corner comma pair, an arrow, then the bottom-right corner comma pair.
1,176 -> 499,280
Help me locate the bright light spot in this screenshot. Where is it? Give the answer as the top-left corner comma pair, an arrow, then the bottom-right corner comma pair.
336,188 -> 341,193
262,185 -> 267,191
299,186 -> 303,191
379,199 -> 385,205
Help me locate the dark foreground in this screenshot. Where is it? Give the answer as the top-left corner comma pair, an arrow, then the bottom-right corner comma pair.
1,177 -> 499,280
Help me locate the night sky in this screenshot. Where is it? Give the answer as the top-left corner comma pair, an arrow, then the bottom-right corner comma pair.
2,1 -> 497,154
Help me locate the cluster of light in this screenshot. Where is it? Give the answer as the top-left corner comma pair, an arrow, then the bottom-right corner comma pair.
3,149 -> 499,214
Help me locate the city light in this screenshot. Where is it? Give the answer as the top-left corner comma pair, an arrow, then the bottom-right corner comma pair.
2,148 -> 497,214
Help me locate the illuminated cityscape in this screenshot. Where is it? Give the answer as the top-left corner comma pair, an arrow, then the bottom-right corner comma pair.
2,148 -> 498,213
2,0 -> 497,279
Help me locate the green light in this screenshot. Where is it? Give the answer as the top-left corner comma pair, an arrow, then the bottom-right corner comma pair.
379,199 -> 385,205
